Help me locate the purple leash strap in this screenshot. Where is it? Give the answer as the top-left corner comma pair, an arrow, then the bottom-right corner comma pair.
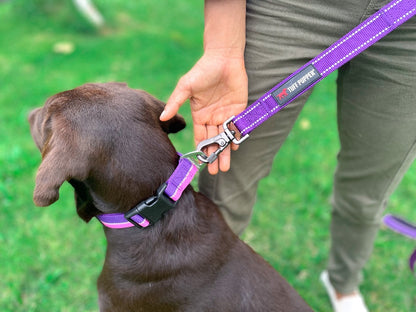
232,0 -> 416,137
383,214 -> 416,271
384,214 -> 416,240
410,249 -> 416,272
97,0 -> 415,230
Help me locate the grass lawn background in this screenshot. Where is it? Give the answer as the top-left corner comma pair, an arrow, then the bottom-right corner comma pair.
1,1 -> 415,311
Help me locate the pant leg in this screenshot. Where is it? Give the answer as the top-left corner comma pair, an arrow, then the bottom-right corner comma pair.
199,0 -> 372,235
328,0 -> 416,293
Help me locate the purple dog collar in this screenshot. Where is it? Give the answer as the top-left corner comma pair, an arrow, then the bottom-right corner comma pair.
97,0 -> 415,230
165,156 -> 199,201
96,156 -> 198,229
97,213 -> 150,229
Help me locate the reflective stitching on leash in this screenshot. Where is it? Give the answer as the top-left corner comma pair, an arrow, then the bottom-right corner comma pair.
321,8 -> 415,75
386,0 -> 404,12
312,13 -> 383,65
238,1 -> 414,134
321,27 -> 390,75
234,94 -> 272,123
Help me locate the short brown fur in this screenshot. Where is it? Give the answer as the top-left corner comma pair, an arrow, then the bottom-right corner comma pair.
29,82 -> 313,312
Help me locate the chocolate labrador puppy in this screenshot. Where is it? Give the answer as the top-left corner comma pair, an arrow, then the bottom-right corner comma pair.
29,82 -> 313,312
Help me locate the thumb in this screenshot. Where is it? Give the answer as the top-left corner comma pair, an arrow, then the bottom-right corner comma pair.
160,79 -> 191,121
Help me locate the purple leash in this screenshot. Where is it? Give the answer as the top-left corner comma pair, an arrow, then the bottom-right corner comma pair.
232,0 -> 416,137
97,0 -> 415,230
383,214 -> 416,271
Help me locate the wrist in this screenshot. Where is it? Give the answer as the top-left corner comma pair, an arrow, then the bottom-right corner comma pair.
203,0 -> 246,58
203,47 -> 245,60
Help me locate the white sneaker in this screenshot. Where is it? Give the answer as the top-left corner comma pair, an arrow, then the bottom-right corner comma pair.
320,270 -> 369,312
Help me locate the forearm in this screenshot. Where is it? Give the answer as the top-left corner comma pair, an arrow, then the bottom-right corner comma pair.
204,0 -> 246,57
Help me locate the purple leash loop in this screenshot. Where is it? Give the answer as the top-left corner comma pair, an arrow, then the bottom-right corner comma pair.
97,0 -> 415,230
383,214 -> 416,272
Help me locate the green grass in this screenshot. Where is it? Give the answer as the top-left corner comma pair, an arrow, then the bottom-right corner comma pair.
1,1 -> 415,311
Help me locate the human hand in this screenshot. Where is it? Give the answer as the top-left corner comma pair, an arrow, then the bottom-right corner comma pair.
160,51 -> 248,174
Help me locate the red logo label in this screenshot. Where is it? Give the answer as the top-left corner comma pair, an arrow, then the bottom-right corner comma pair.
277,88 -> 288,100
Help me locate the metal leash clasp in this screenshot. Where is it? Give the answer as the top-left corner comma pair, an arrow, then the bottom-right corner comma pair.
182,116 -> 249,166
196,131 -> 231,164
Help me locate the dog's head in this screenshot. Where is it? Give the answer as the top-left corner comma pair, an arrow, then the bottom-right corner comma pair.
29,82 -> 185,222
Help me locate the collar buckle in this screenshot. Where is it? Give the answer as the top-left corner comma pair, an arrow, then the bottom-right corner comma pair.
124,183 -> 176,227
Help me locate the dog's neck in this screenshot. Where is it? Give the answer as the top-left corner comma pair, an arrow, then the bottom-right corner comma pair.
95,151 -> 206,263
102,186 -> 197,245
99,187 -> 237,283
90,142 -> 238,284
86,145 -> 179,214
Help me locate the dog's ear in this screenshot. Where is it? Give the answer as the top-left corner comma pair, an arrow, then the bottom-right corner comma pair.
34,151 -> 67,207
33,131 -> 89,207
151,95 -> 186,134
133,89 -> 186,134
160,113 -> 186,134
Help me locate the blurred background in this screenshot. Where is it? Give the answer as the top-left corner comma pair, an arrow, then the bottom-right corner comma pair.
0,1 -> 415,311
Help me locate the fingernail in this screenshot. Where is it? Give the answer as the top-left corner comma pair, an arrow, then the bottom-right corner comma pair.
160,110 -> 166,120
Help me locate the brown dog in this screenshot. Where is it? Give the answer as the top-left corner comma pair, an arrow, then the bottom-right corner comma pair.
29,82 -> 313,312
